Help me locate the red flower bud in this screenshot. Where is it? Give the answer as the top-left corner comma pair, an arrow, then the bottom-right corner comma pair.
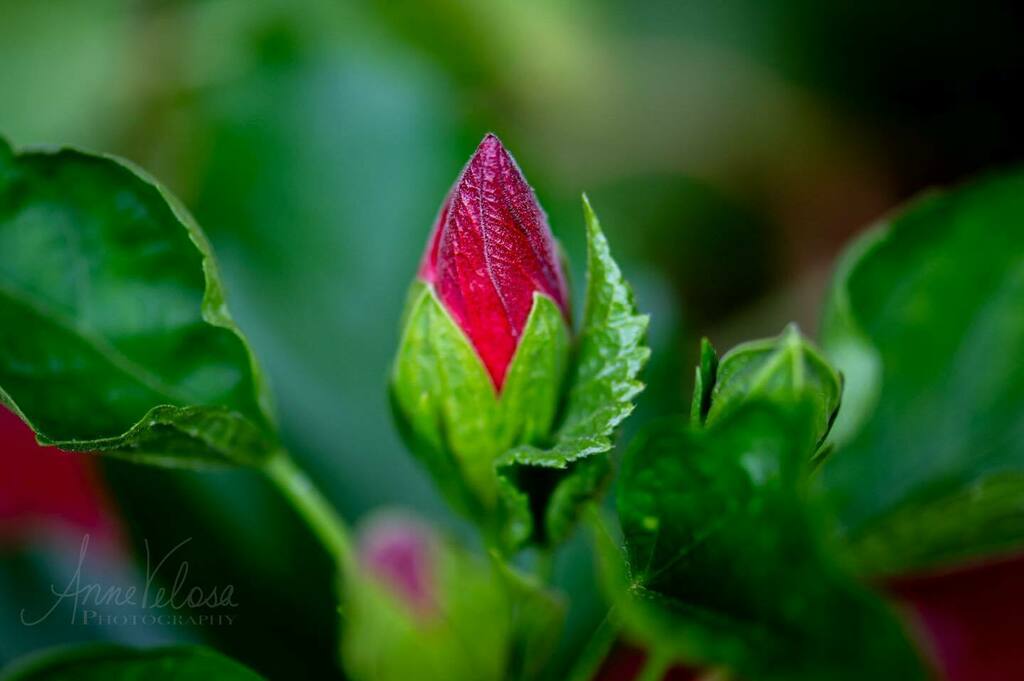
360,516 -> 435,617
418,134 -> 570,389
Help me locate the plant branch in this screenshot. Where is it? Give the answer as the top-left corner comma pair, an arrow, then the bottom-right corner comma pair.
263,453 -> 356,579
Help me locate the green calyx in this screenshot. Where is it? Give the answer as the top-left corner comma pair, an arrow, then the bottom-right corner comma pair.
389,283 -> 570,533
697,324 -> 842,454
391,197 -> 649,552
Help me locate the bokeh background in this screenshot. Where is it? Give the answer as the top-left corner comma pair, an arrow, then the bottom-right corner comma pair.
2,1 -> 1022,679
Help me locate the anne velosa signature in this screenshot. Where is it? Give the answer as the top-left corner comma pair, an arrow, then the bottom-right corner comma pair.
20,534 -> 238,627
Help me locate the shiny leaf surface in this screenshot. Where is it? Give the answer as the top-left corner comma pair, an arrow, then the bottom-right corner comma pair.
0,137 -> 275,466
820,170 -> 1024,574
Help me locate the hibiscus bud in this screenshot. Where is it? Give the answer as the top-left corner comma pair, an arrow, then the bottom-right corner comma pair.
418,133 -> 570,388
701,324 -> 842,451
359,515 -> 435,617
343,513 -> 514,681
391,134 -> 571,522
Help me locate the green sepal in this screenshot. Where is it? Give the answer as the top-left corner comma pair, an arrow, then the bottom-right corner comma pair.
603,401 -> 927,680
0,136 -> 277,467
0,645 -> 266,681
389,283 -> 569,531
702,324 -> 841,453
819,169 -> 1024,574
498,196 -> 650,548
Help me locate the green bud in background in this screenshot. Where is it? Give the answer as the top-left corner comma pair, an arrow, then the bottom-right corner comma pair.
699,324 -> 842,452
342,513 -> 512,681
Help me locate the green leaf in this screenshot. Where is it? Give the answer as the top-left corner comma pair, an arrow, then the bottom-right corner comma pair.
500,195 -> 650,546
609,402 -> 926,680
703,324 -> 841,452
688,337 -> 717,426
0,645 -> 266,681
819,170 -> 1024,574
0,136 -> 276,466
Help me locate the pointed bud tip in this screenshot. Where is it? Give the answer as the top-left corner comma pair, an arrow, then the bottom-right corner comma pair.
359,515 -> 435,616
467,133 -> 515,179
479,132 -> 503,150
415,133 -> 570,389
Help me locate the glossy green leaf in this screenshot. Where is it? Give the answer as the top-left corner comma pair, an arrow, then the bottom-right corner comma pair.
390,284 -> 569,539
0,645 -> 266,681
0,136 -> 276,466
704,324 -> 841,452
610,402 -> 926,680
819,170 -> 1024,574
501,196 -> 650,546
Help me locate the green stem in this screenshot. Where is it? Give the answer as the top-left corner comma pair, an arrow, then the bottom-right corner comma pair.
263,453 -> 356,578
566,608 -> 621,681
635,648 -> 673,681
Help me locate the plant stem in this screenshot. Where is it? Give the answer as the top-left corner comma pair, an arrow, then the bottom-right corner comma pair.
263,453 -> 356,578
566,608 -> 621,681
635,648 -> 673,681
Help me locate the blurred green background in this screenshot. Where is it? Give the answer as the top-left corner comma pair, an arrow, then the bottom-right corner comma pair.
1,1 -> 1021,679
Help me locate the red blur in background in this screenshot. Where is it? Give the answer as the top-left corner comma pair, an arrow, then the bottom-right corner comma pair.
891,555 -> 1024,681
0,407 -> 116,544
594,644 -> 701,681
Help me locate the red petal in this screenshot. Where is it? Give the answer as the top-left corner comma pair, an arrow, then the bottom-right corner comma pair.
418,134 -> 569,389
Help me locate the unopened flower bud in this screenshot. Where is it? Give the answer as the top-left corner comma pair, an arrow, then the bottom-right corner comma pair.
391,135 -> 572,519
343,513 -> 514,681
702,324 -> 842,450
359,516 -> 435,617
